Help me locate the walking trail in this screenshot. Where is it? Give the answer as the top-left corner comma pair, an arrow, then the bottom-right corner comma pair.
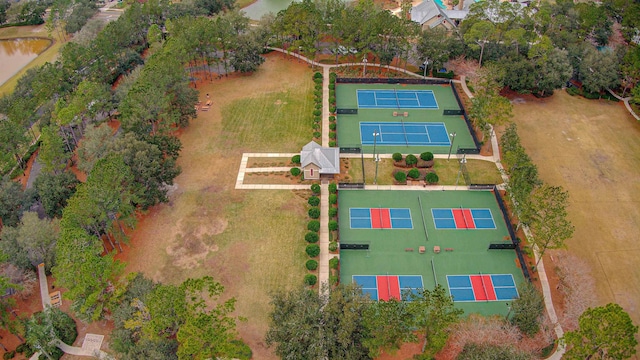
234,49 -> 567,359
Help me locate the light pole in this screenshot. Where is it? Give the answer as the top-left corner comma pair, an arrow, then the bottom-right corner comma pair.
423,59 -> 429,78
455,154 -> 467,188
447,132 -> 457,161
505,302 -> 512,321
373,131 -> 380,185
362,57 -> 368,77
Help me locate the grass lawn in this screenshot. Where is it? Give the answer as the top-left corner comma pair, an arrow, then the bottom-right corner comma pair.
507,90 -> 640,330
0,24 -> 63,96
348,158 -> 503,185
123,53 -> 315,359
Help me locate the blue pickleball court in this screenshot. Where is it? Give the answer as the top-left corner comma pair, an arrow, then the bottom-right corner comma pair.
360,122 -> 450,146
357,89 -> 439,109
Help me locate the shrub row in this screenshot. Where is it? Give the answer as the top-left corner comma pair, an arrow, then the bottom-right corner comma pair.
394,170 -> 439,184
392,152 -> 434,168
304,183 -> 321,287
313,73 -> 323,141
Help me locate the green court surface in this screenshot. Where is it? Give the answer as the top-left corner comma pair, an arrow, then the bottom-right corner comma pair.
338,189 -> 526,316
336,83 -> 476,154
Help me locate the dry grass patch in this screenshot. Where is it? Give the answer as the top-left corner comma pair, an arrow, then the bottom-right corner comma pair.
247,157 -> 294,167
508,90 -> 640,329
124,54 -> 316,359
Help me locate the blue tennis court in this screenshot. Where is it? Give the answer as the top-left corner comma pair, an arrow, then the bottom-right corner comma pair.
357,89 -> 439,109
446,274 -> 519,302
431,208 -> 496,229
360,122 -> 450,146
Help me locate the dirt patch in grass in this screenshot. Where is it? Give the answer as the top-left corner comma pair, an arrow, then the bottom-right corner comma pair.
506,89 -> 640,331
121,53 -> 315,359
247,157 -> 294,167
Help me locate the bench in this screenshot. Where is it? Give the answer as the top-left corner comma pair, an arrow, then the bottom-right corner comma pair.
445,248 -> 454,252
419,246 -> 426,254
50,291 -> 62,307
393,111 -> 398,117
405,248 -> 414,252
433,246 -> 441,254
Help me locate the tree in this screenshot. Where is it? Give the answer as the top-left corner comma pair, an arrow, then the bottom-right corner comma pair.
579,47 -> 620,94
0,176 -> 31,228
408,284 -> 464,357
469,67 -> 512,140
563,303 -> 638,360
417,27 -> 454,75
362,298 -> 417,358
321,283 -> 370,359
0,226 -> 32,270
26,307 -> 77,360
463,21 -> 496,67
39,125 -> 70,175
529,185 -> 574,264
229,35 -> 265,73
0,263 -> 22,340
76,124 -> 115,174
13,212 -> 60,272
34,171 -> 79,219
510,282 -> 544,336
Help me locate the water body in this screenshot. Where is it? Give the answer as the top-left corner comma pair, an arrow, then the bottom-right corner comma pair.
242,0 -> 298,20
0,38 -> 51,86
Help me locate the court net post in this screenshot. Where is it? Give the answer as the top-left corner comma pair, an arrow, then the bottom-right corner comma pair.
431,257 -> 438,286
418,196 -> 429,242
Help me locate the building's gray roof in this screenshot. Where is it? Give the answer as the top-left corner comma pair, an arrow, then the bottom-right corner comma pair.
300,141 -> 340,174
411,0 -> 455,28
443,9 -> 469,19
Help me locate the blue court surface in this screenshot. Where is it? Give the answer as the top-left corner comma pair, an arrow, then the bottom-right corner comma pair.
357,89 -> 439,109
431,208 -> 496,229
446,274 -> 519,302
350,208 -> 413,229
360,122 -> 450,146
353,275 -> 424,301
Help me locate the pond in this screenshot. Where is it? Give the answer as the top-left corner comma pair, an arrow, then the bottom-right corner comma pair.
0,38 -> 51,86
241,0 -> 298,20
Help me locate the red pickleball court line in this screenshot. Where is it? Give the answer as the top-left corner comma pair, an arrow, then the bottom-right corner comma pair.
462,209 -> 475,229
452,209 -> 466,229
376,276 -> 401,301
370,208 -> 392,229
470,275 -> 496,301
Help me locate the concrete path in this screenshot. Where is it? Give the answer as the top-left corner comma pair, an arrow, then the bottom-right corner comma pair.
318,182 -> 330,293
607,88 -> 640,121
35,264 -> 113,359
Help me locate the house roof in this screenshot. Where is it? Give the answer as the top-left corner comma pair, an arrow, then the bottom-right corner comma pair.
411,0 -> 455,28
442,9 -> 469,19
300,141 -> 340,174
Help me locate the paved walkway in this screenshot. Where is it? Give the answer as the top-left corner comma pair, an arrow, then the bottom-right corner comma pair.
318,182 -> 330,293
607,88 -> 640,121
34,264 -> 113,359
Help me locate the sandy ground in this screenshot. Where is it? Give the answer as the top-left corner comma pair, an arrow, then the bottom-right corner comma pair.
508,90 -> 640,345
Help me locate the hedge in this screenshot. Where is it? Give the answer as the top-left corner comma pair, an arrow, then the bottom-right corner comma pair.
328,220 -> 338,231
290,167 -> 301,176
313,72 -> 323,79
329,123 -> 336,130
329,207 -> 338,218
311,183 -> 321,194
329,257 -> 339,269
308,207 -> 320,219
420,152 -> 434,161
308,196 -> 320,206
306,244 -> 320,257
329,132 -> 336,139
308,220 -> 320,232
395,171 -> 407,182
304,274 -> 318,285
426,172 -> 439,184
392,152 -> 403,162
306,259 -> 318,270
305,232 -> 319,243
329,194 -> 337,204
328,183 -> 337,194
328,241 -> 338,252
291,155 -> 301,164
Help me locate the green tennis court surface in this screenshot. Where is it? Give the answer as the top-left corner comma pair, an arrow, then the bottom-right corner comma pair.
336,83 -> 476,154
339,189 -> 526,316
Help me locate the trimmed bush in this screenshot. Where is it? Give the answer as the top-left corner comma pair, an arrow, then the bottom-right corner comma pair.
329,123 -> 336,130
313,131 -> 321,138
329,274 -> 339,285
329,106 -> 336,113
314,116 -> 321,122
291,155 -> 301,164
228,340 -> 253,360
312,123 -> 321,130
308,196 -> 320,206
329,115 -> 336,122
420,152 -> 434,161
329,194 -> 337,205
328,182 -> 337,194
407,168 -> 420,179
329,72 -> 337,81
329,132 -> 336,139
329,207 -> 338,217
313,72 -> 323,79
329,96 -> 336,104
392,152 -> 403,162
308,220 -> 320,232
308,207 -> 320,219
306,244 -> 320,257
304,274 -> 318,285
329,241 -> 338,252
405,154 -> 418,166
329,140 -> 336,147
306,259 -> 318,270
426,172 -> 439,184
305,232 -> 319,243
329,257 -> 339,269
290,167 -> 301,176
395,171 -> 407,183
328,220 -> 338,231
313,109 -> 321,117
311,183 -> 321,194
329,83 -> 335,90
315,102 -> 322,109
3,351 -> 15,359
